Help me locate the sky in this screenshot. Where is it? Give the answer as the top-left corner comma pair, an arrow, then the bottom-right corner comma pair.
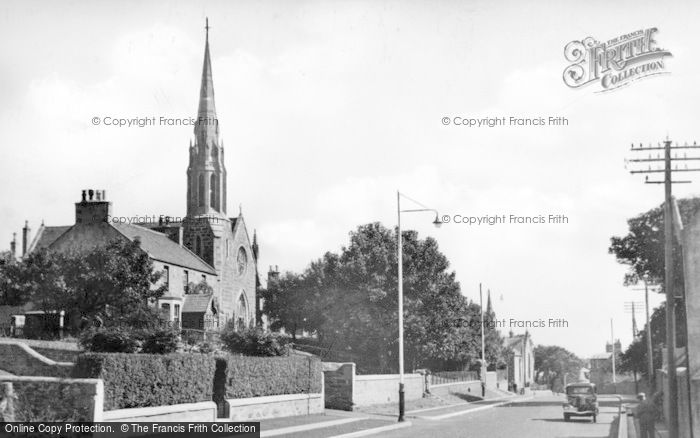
1,0 -> 698,358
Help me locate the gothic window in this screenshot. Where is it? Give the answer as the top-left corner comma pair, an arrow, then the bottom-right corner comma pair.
198,174 -> 205,207
236,293 -> 247,331
196,236 -> 202,256
237,247 -> 248,276
210,174 -> 219,210
183,270 -> 189,293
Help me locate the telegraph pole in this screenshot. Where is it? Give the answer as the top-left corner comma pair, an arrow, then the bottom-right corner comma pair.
625,301 -> 643,393
644,279 -> 655,386
611,319 -> 616,385
627,138 -> 700,438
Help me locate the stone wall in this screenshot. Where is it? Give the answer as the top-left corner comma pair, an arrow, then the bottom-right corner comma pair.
429,380 -> 482,399
226,393 -> 324,421
354,374 -> 424,406
322,362 -> 426,410
102,401 -> 217,423
0,376 -> 102,422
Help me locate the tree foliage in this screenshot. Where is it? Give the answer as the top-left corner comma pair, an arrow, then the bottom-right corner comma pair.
0,239 -> 166,330
608,199 -> 696,346
533,344 -> 584,391
262,222 -> 506,372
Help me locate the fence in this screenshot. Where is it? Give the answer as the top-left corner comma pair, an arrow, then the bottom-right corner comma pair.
430,370 -> 479,386
181,328 -> 220,345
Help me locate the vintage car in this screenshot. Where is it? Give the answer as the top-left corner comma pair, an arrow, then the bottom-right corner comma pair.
562,382 -> 599,422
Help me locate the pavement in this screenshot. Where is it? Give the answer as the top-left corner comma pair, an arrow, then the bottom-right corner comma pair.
260,391 -> 634,438
259,411 -> 410,438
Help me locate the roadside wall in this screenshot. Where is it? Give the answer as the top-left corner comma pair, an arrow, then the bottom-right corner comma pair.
322,362 -> 424,410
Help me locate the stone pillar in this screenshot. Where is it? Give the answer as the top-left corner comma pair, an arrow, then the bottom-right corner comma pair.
0,382 -> 16,421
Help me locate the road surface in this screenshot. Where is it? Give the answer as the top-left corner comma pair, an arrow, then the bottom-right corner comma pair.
379,392 -> 620,438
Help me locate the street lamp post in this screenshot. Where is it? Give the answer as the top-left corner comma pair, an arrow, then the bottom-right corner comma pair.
397,191 -> 441,422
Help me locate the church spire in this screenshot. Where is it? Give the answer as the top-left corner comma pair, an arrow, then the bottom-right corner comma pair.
486,289 -> 493,315
187,18 -> 227,217
197,17 -> 217,127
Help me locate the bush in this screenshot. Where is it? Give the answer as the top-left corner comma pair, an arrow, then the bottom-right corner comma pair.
220,325 -> 289,356
79,328 -> 139,353
214,354 -> 322,400
139,327 -> 180,354
72,353 -> 216,410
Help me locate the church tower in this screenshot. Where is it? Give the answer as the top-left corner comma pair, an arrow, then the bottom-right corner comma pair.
183,19 -> 257,329
187,18 -> 227,217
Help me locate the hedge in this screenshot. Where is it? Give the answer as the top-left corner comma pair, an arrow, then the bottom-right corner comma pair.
215,354 -> 322,400
72,353 -> 216,410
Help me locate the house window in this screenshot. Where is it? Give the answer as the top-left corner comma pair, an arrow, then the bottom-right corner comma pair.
202,274 -> 206,283
163,265 -> 170,288
160,303 -> 171,321
174,304 -> 180,328
183,270 -> 189,293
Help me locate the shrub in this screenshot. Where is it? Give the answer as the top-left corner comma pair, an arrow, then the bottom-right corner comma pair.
220,325 -> 289,356
139,327 -> 180,354
79,328 -> 139,353
214,354 -> 322,400
72,353 -> 216,410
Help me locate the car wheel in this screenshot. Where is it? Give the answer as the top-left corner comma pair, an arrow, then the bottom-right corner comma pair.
564,414 -> 570,422
593,415 -> 597,423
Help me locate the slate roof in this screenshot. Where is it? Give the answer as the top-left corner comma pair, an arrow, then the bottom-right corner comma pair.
506,335 -> 525,348
29,222 -> 216,275
589,353 -> 612,360
112,223 -> 217,275
29,226 -> 72,251
182,293 -> 214,314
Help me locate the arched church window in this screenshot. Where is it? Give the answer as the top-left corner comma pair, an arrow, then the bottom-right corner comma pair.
196,236 -> 202,256
236,292 -> 247,331
198,174 -> 205,207
210,174 -> 219,210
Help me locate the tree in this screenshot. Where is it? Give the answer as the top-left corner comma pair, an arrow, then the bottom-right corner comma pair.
608,198 -> 698,346
534,345 -> 584,391
618,303 -> 675,380
0,239 -> 166,331
263,222 -> 497,372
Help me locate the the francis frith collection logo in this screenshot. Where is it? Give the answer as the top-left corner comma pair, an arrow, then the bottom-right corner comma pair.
563,28 -> 672,92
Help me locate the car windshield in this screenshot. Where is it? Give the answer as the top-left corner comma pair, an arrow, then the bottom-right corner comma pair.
567,386 -> 593,395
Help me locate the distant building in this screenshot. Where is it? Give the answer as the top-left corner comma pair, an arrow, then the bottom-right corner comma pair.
506,331 -> 535,392
588,339 -> 622,386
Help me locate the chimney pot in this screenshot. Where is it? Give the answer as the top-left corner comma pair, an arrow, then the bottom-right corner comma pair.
22,221 -> 31,256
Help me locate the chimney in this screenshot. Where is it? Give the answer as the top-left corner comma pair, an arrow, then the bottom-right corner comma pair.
75,189 -> 112,224
22,221 -> 30,256
267,265 -> 280,284
10,232 -> 16,258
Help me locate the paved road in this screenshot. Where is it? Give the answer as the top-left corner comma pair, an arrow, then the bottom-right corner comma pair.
380,393 -> 620,438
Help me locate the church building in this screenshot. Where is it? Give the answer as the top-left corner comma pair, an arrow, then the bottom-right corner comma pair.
13,21 -> 258,331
